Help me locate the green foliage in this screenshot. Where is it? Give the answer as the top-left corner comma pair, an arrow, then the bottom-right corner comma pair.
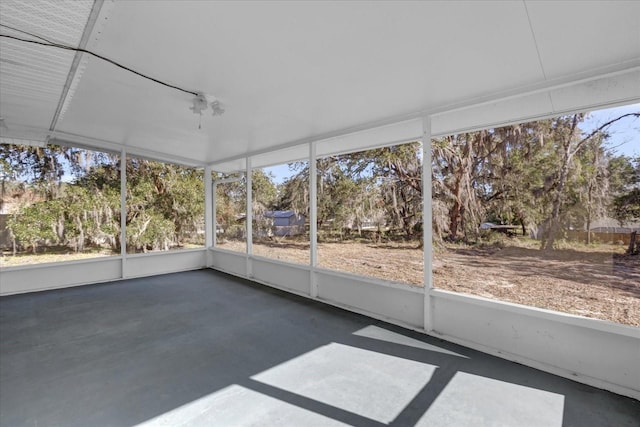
125,158 -> 204,251
214,172 -> 246,243
7,202 -> 58,253
127,210 -> 175,252
611,156 -> 640,223
252,169 -> 277,210
281,143 -> 424,240
429,111 -> 639,248
3,143 -> 205,256
613,189 -> 640,223
249,169 -> 278,239
276,163 -> 309,215
607,156 -> 636,195
2,110 -> 637,257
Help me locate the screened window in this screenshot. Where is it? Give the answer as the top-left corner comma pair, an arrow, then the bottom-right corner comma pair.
214,171 -> 247,254
1,142 -> 120,266
251,162 -> 309,265
126,157 -> 204,253
431,104 -> 640,326
317,141 -> 424,286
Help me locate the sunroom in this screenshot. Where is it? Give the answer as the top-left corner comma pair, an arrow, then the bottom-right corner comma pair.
1,1 -> 639,425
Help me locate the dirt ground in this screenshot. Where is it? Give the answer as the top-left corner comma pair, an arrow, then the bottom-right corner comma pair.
2,238 -> 636,326
433,244 -> 639,326
218,239 -> 639,326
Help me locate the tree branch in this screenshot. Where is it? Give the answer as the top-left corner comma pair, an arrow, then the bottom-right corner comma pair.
572,112 -> 640,155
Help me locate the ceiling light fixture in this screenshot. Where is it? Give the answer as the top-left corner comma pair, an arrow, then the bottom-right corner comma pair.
190,93 -> 209,115
210,100 -> 225,117
190,93 -> 225,117
190,93 -> 225,129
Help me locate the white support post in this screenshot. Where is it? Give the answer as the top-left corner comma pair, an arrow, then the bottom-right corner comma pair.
120,148 -> 127,278
309,142 -> 318,298
246,157 -> 253,277
422,115 -> 434,333
205,165 -> 214,267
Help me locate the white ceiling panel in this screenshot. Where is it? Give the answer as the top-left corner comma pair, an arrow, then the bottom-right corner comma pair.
56,0 -> 543,164
0,0 -> 93,141
526,0 -> 640,79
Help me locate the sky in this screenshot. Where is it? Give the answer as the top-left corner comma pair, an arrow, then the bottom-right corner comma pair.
581,103 -> 639,158
263,164 -> 298,185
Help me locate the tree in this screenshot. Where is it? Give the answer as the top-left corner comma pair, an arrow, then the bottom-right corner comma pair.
541,113 -> 639,250
214,172 -> 246,241
125,158 -> 204,251
432,132 -> 494,241
611,156 -> 640,225
166,168 -> 205,245
479,122 -> 558,238
252,169 -> 277,211
7,201 -> 58,254
428,111 -> 639,250
276,163 -> 309,216
281,148 -> 419,240
61,185 -> 92,252
538,114 -> 584,250
3,144 -> 124,254
569,136 -> 609,244
364,143 -> 423,238
251,169 -> 277,239
614,189 -> 640,223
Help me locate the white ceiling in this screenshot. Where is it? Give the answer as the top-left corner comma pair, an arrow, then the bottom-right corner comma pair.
1,0 -> 639,167
0,0 -> 94,142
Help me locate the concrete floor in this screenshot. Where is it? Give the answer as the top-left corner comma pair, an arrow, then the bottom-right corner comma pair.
0,269 -> 638,427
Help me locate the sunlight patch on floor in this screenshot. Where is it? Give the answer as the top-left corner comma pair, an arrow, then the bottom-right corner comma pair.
416,372 -> 565,427
251,342 -> 437,424
136,384 -> 349,426
353,325 -> 468,358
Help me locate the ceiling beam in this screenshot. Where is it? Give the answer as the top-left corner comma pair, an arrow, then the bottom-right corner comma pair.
48,0 -> 104,135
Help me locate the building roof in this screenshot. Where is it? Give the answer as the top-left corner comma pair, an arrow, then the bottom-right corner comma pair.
265,210 -> 301,219
590,218 -> 640,231
591,227 -> 640,234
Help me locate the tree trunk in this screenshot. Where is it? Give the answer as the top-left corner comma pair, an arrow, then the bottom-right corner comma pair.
76,216 -> 84,252
390,184 -> 402,232
449,180 -> 462,237
585,149 -> 597,245
627,231 -> 638,255
543,115 -> 579,251
543,113 -> 638,251
543,150 -> 571,250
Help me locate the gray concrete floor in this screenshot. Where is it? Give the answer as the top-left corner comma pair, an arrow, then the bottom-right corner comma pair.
0,269 -> 638,427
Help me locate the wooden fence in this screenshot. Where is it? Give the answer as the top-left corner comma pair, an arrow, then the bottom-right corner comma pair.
566,230 -> 634,245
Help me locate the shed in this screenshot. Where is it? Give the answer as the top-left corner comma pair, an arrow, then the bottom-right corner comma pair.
264,210 -> 306,236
